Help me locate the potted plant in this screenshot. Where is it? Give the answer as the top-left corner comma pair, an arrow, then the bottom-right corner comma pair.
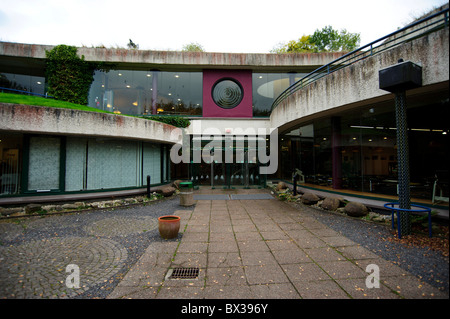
158,215 -> 181,239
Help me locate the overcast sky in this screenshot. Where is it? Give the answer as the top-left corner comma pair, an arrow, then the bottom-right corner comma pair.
0,0 -> 447,53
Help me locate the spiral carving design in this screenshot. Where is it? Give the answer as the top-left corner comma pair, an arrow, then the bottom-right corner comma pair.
212,79 -> 243,109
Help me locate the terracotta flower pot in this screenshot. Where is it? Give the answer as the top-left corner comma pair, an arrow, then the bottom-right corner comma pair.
158,215 -> 181,239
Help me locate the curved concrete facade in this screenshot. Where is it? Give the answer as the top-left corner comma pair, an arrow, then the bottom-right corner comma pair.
0,103 -> 180,144
270,27 -> 449,133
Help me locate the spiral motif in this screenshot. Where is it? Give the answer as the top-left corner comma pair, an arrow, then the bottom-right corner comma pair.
212,79 -> 243,109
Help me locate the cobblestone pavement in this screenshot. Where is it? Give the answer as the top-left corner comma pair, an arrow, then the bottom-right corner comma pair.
0,198 -> 187,299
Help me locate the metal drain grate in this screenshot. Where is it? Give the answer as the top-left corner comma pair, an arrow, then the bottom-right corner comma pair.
167,267 -> 199,279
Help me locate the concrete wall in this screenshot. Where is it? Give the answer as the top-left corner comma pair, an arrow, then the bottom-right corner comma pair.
270,27 -> 449,133
0,103 -> 180,144
0,41 -> 346,73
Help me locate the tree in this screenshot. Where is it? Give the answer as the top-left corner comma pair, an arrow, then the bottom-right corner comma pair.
271,26 -> 360,53
310,26 -> 360,52
182,42 -> 205,52
271,35 -> 316,53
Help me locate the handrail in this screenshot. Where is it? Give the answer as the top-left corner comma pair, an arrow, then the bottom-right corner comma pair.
271,7 -> 449,111
0,87 -> 55,99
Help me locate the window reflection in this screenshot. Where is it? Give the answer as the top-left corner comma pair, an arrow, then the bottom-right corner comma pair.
88,70 -> 202,116
0,73 -> 45,95
252,73 -> 307,117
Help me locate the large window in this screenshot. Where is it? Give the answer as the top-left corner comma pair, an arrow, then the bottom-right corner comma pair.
252,73 -> 306,117
88,70 -> 202,116
278,90 -> 449,201
0,73 -> 45,95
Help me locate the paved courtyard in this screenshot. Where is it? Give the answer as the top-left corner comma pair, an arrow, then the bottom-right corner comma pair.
0,188 -> 448,299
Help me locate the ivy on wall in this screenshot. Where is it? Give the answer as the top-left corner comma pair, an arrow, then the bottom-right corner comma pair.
145,115 -> 191,128
45,45 -> 100,105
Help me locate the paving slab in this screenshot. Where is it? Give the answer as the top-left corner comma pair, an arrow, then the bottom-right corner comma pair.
107,188 -> 448,300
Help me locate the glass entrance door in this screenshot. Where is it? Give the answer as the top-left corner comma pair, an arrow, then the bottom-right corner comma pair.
191,146 -> 264,189
190,137 -> 266,189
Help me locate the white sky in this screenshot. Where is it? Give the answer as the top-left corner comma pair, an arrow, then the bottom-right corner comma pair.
0,0 -> 447,53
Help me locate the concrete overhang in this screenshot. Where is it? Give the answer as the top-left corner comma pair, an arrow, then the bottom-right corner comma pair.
0,41 -> 346,73
0,103 -> 180,144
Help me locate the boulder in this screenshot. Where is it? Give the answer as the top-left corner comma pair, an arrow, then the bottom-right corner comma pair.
161,186 -> 176,197
1,207 -> 23,216
321,197 -> 340,211
344,202 -> 369,217
172,180 -> 183,190
25,204 -> 42,214
276,181 -> 288,191
300,192 -> 320,205
61,203 -> 79,210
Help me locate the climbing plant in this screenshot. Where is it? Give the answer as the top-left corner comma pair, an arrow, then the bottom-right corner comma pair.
146,115 -> 191,128
45,45 -> 100,105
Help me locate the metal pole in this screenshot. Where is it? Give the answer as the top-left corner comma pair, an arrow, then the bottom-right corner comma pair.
293,173 -> 298,196
211,157 -> 214,189
394,90 -> 411,235
146,175 -> 151,198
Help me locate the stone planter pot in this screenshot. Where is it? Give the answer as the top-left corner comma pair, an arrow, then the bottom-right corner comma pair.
158,215 -> 181,239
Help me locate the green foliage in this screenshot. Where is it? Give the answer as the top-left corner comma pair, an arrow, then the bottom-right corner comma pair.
271,26 -> 360,53
45,45 -> 99,105
271,35 -> 316,53
310,26 -> 360,52
182,42 -> 205,52
146,115 -> 191,128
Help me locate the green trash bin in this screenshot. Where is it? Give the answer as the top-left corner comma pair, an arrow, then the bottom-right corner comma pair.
179,182 -> 194,207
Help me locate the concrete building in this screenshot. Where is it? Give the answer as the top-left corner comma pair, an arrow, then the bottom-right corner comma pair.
0,6 -> 448,210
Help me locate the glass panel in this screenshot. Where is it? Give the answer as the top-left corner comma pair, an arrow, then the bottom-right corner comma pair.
252,73 -> 307,116
0,72 -> 45,95
0,132 -> 23,195
143,143 -> 161,184
28,136 -> 60,190
87,139 -> 140,189
65,137 -> 87,191
88,70 -> 202,116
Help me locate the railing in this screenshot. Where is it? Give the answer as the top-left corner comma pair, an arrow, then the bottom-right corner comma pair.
271,7 -> 449,111
0,86 -> 55,99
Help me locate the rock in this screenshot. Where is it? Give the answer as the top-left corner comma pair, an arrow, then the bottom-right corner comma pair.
25,204 -> 42,214
88,202 -> 104,209
1,207 -> 24,216
42,205 -> 62,212
321,197 -> 340,211
276,181 -> 288,191
373,216 -> 386,223
61,203 -> 79,210
300,192 -> 320,205
161,186 -> 176,197
344,202 -> 369,217
172,180 -> 183,190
